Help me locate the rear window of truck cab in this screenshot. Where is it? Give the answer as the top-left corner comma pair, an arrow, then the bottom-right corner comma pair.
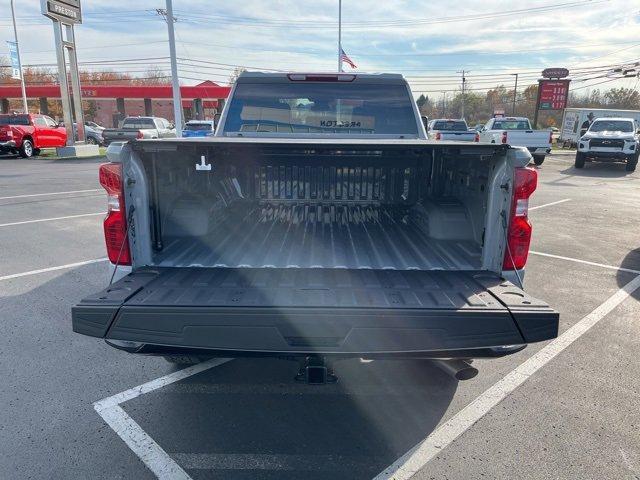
0,115 -> 30,126
222,82 -> 419,136
433,120 -> 467,131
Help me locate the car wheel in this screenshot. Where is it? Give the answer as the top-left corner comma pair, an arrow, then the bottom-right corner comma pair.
532,154 -> 545,166
163,355 -> 212,365
19,139 -> 34,158
574,152 -> 585,169
86,136 -> 97,145
626,155 -> 638,172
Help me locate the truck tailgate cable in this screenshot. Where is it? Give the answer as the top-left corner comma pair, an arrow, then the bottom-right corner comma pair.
109,204 -> 136,285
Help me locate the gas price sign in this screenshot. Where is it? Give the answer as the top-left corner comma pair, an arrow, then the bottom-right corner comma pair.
538,80 -> 570,110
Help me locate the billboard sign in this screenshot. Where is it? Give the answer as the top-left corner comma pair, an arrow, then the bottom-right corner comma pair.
41,0 -> 82,24
538,80 -> 570,110
6,41 -> 20,79
542,68 -> 570,79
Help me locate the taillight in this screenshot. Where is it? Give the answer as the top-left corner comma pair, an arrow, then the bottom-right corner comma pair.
501,131 -> 508,144
503,166 -> 537,270
136,131 -> 144,139
99,162 -> 131,265
435,132 -> 441,140
474,133 -> 480,142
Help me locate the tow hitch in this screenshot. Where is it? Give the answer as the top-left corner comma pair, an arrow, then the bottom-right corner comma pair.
295,357 -> 338,385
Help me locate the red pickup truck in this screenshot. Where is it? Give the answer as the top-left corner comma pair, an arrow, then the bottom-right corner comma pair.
0,113 -> 67,158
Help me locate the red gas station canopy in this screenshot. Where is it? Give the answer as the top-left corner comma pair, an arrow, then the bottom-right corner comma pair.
0,81 -> 231,100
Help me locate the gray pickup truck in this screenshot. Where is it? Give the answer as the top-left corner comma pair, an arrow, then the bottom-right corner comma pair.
73,72 -> 558,380
426,118 -> 478,142
102,116 -> 176,145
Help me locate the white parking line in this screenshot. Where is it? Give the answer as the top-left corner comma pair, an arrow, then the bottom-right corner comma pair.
530,251 -> 640,275
0,212 -> 105,227
0,188 -> 101,200
0,258 -> 108,281
93,358 -> 232,480
529,198 -> 571,211
374,273 -> 640,480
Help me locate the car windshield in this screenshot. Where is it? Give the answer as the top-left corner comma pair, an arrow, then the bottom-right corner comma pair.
185,123 -> 212,131
589,120 -> 634,133
0,115 -> 30,126
122,118 -> 155,129
492,120 -> 530,130
432,120 -> 467,131
223,82 -> 418,136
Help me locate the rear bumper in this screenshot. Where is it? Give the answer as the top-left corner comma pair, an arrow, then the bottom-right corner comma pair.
72,267 -> 559,357
0,140 -> 17,151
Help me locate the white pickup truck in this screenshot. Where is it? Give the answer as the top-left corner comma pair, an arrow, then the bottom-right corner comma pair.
72,72 -> 558,381
479,117 -> 552,166
576,117 -> 640,172
426,119 -> 478,142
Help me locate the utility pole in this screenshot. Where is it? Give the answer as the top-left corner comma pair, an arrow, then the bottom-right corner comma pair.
10,0 -> 28,113
457,70 -> 467,119
158,2 -> 183,136
510,73 -> 518,115
338,0 -> 342,72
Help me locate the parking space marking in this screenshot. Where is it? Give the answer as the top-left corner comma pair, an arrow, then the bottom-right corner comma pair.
531,251 -> 640,275
0,212 -> 105,228
529,198 -> 571,211
374,274 -> 640,480
97,405 -> 191,480
93,358 -> 232,479
0,258 -> 108,281
0,188 -> 101,200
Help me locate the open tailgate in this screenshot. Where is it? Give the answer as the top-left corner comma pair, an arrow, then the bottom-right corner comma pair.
72,268 -> 558,355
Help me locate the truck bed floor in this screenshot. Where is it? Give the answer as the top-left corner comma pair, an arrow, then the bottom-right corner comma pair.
155,204 -> 482,270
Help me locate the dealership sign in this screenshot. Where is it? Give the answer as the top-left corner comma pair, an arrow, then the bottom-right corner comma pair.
40,0 -> 82,24
541,68 -> 569,79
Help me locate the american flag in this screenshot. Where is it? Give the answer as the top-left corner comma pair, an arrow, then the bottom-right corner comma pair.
340,48 -> 357,69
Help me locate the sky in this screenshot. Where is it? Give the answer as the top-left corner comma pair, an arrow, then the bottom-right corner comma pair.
0,0 -> 639,100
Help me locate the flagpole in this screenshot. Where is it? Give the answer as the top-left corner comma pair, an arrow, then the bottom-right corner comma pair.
338,0 -> 342,72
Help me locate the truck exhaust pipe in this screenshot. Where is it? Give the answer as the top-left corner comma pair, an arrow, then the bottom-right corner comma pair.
432,359 -> 478,381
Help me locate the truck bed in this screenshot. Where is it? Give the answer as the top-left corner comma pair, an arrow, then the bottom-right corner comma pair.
155,204 -> 482,270
73,267 -> 558,356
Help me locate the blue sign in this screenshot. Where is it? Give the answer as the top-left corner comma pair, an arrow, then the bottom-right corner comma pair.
6,41 -> 20,80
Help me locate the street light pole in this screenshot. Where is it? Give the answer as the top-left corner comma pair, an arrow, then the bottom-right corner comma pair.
165,0 -> 183,136
511,73 -> 518,115
457,70 -> 467,119
10,0 -> 28,113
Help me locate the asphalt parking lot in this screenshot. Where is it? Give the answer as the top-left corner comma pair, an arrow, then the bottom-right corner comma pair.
1,151 -> 639,480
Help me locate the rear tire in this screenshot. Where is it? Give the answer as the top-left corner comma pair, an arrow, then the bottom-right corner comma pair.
532,154 -> 545,166
574,152 -> 585,169
86,136 -> 97,145
19,139 -> 34,158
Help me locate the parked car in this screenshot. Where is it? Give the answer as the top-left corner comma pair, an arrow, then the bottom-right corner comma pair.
73,72 -> 558,378
102,116 -> 176,145
575,117 -> 640,172
426,119 -> 478,142
0,113 -> 67,158
182,120 -> 215,138
560,108 -> 640,148
72,123 -> 104,145
478,116 -> 552,165
85,121 -> 105,132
